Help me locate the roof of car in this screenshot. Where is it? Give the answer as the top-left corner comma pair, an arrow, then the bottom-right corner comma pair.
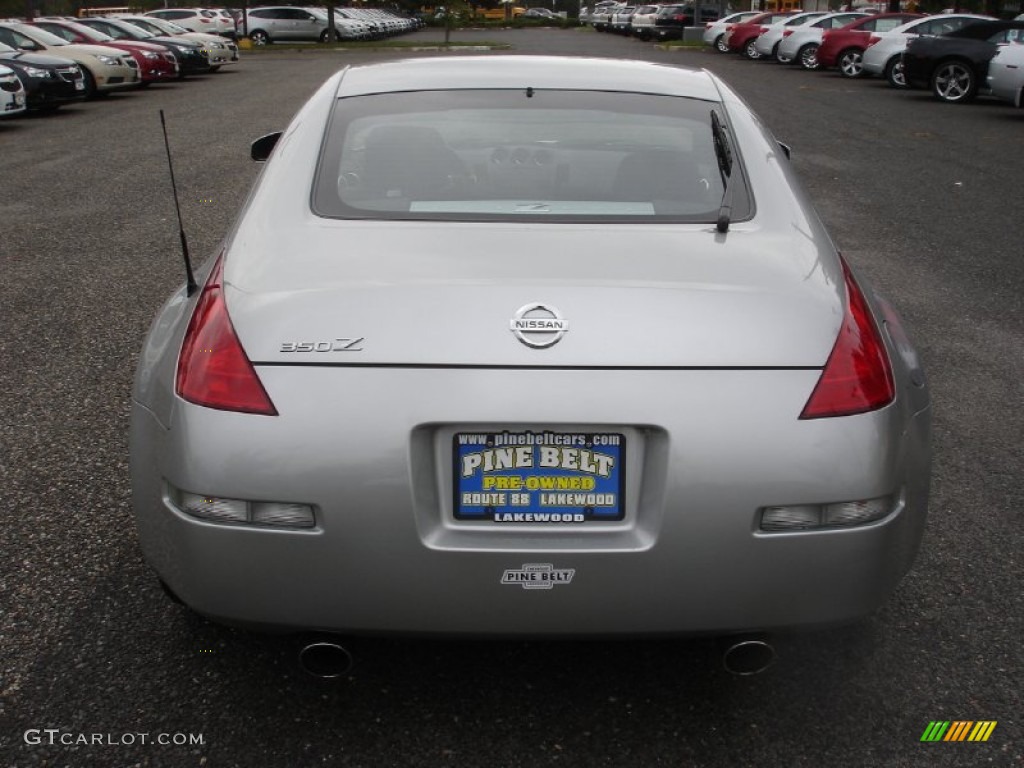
334,56 -> 722,101
944,19 -> 1024,37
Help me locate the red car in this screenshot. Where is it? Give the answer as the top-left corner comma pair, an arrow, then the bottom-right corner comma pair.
725,11 -> 799,59
30,19 -> 178,84
817,13 -> 923,77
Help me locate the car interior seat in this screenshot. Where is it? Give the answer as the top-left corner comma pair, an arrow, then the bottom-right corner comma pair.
360,124 -> 469,201
611,149 -> 713,208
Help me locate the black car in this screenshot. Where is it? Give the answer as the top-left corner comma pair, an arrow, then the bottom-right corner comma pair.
903,20 -> 1024,103
75,17 -> 212,77
651,4 -> 720,40
0,42 -> 86,110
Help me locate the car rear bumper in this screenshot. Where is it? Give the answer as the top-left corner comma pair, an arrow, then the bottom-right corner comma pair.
131,366 -> 930,636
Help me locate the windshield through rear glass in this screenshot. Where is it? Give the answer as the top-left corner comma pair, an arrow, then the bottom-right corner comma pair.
313,89 -> 751,224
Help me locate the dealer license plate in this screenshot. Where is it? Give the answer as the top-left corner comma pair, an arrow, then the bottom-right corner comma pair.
453,431 -> 626,524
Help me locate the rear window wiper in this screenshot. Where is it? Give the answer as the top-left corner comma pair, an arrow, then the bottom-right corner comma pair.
711,109 -> 734,233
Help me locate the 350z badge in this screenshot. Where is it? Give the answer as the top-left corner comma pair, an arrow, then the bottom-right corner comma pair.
279,337 -> 364,352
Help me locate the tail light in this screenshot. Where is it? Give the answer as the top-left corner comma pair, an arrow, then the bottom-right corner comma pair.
782,29 -> 793,36
176,256 -> 278,416
866,34 -> 881,47
759,25 -> 768,32
799,260 -> 894,420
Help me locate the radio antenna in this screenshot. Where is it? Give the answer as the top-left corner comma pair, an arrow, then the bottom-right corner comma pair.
159,110 -> 198,297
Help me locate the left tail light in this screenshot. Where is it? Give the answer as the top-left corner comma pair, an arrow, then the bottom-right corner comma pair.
799,259 -> 894,420
176,256 -> 278,416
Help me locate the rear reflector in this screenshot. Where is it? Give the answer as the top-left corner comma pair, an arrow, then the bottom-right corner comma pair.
761,494 -> 894,531
799,260 -> 894,420
176,257 -> 278,416
170,485 -> 316,528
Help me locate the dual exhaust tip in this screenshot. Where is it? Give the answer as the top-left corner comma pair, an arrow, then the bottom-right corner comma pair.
297,635 -> 775,679
297,640 -> 353,679
720,636 -> 776,676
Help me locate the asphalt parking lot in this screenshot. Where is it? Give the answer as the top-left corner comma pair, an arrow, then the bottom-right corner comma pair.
1,26 -> 1021,768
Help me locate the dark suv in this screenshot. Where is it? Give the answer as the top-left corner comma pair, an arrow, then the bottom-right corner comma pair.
652,4 -> 720,40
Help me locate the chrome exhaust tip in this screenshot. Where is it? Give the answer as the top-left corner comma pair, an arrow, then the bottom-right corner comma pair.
298,640 -> 353,679
721,636 -> 776,676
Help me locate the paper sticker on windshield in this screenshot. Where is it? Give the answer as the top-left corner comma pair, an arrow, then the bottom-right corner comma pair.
453,431 -> 625,523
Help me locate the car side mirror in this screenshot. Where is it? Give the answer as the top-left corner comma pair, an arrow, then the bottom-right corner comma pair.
251,131 -> 282,162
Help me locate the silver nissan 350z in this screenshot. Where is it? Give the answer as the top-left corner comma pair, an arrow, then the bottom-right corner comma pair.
130,56 -> 930,670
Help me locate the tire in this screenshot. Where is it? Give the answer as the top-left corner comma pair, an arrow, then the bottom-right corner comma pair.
319,29 -> 331,43
715,33 -> 728,53
249,29 -> 269,46
798,43 -> 820,71
743,39 -> 762,60
773,44 -> 792,64
884,56 -> 906,88
837,48 -> 863,78
931,60 -> 977,103
82,68 -> 97,98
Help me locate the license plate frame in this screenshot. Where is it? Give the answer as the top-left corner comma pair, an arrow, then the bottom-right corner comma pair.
453,430 -> 626,524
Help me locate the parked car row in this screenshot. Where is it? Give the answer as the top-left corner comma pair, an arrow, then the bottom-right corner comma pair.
580,4 -> 1024,107
587,2 -> 720,40
705,10 -> 1024,107
241,6 -> 423,45
0,15 -> 237,118
146,8 -> 240,39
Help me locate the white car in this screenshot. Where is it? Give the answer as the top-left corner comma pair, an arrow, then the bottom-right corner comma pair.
986,41 -> 1024,106
146,8 -> 235,38
208,9 -> 240,38
0,22 -> 139,96
0,62 -> 26,117
753,12 -> 827,62
312,8 -> 370,41
703,11 -> 759,52
776,11 -> 870,69
630,4 -> 661,40
861,13 -> 993,87
331,8 -> 380,40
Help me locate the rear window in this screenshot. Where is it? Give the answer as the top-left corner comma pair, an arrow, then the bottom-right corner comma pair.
312,89 -> 751,224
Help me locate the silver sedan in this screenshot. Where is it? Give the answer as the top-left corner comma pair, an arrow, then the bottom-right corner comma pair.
131,56 -> 931,673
